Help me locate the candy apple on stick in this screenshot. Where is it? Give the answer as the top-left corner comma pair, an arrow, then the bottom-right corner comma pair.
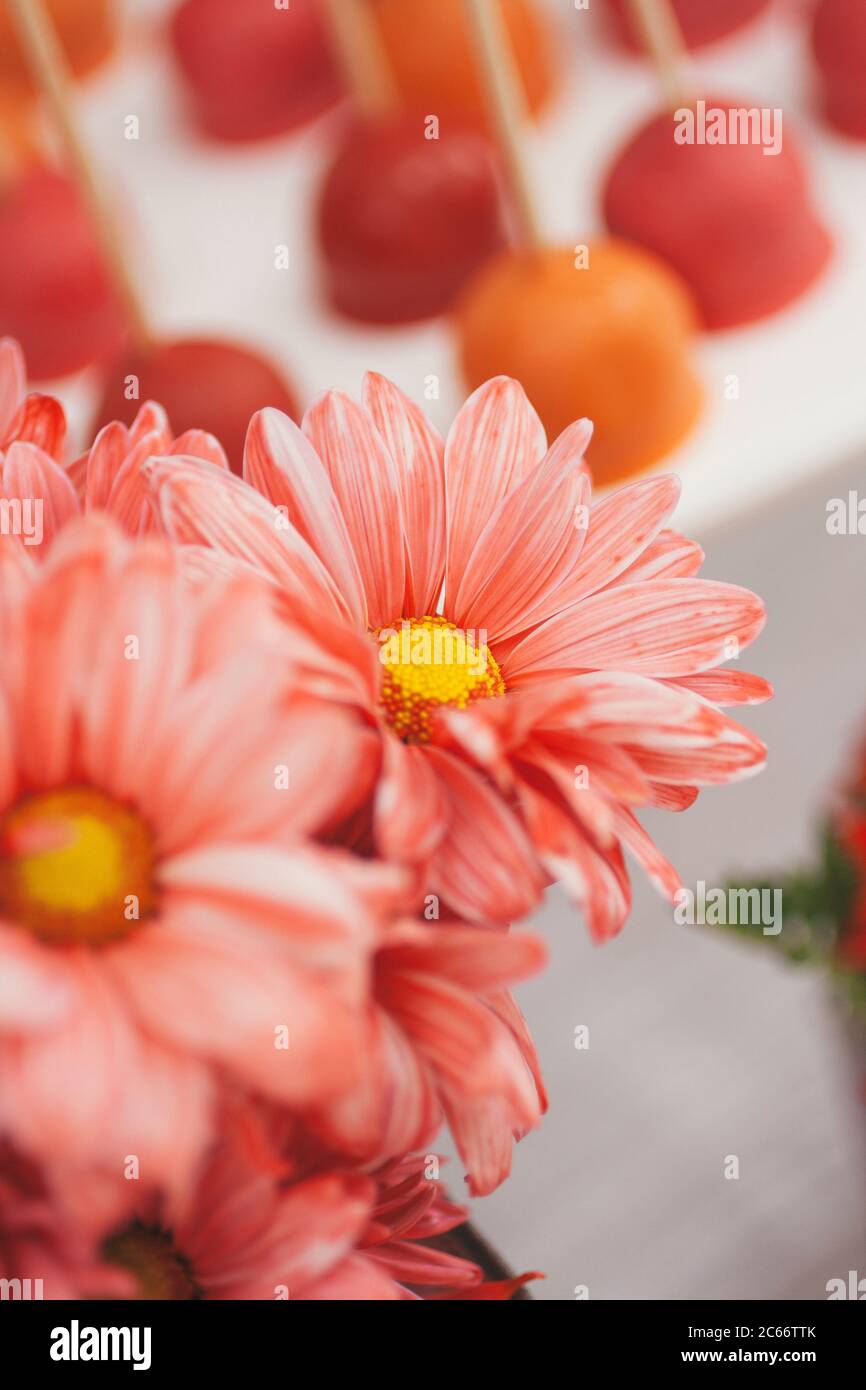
370,0 -> 554,132
0,0 -> 117,100
316,0 -> 507,325
0,1 -> 128,380
454,0 -> 703,486
0,162 -> 128,381
602,0 -> 833,330
811,0 -> 866,141
170,0 -> 344,144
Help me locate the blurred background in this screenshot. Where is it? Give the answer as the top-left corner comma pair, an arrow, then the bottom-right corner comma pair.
469,470 -> 866,1299
2,0 -> 864,1299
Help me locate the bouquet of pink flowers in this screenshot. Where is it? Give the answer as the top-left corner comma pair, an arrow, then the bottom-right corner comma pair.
0,337 -> 769,1299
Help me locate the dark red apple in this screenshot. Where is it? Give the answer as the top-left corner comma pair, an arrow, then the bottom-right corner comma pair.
170,0 -> 343,143
91,338 -> 299,473
605,0 -> 770,52
317,116 -> 507,325
0,167 -> 127,381
602,100 -> 832,330
812,0 -> 866,140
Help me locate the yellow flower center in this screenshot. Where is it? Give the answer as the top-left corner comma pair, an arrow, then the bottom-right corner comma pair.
375,615 -> 505,744
0,787 -> 156,947
103,1223 -> 202,1300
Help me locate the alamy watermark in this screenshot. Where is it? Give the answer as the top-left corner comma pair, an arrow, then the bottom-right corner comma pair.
0,1276 -> 43,1299
826,491 -> 866,535
826,1270 -> 866,1299
675,101 -> 783,157
377,621 -> 490,676
0,497 -> 43,546
674,881 -> 782,935
50,1320 -> 151,1371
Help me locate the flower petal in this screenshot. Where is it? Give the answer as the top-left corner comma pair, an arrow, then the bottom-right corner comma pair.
0,337 -> 25,439
517,774 -> 631,941
158,845 -> 375,968
169,429 -> 229,471
381,922 -> 547,995
614,527 -> 704,583
506,579 -> 766,682
452,422 -> 593,642
109,899 -> 366,1106
1,441 -> 80,545
303,390 -> 405,628
77,542 -> 193,796
423,748 -> 544,923
670,670 -> 774,706
374,737 -> 447,864
0,924 -> 76,1030
0,955 -> 212,1198
148,455 -> 350,620
80,420 -> 131,510
244,407 -> 367,626
7,393 -> 67,461
301,1251 -> 402,1300
362,373 -> 446,617
540,474 -> 682,611
444,377 -> 546,604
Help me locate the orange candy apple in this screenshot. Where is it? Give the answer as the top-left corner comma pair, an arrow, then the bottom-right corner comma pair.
0,0 -> 116,98
454,241 -> 703,486
370,0 -> 554,130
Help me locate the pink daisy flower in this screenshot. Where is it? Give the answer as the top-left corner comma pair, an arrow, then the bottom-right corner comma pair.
82,1119 -> 538,1300
64,401 -> 229,538
147,374 -> 771,939
0,1138 -> 132,1300
0,516 -> 385,1212
0,337 -> 227,553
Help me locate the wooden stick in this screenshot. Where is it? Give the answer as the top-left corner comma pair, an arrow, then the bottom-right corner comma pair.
320,0 -> 397,119
464,0 -> 543,252
5,0 -> 152,347
626,0 -> 693,110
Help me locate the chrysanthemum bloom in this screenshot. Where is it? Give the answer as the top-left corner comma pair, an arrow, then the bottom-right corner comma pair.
0,1139 -> 133,1299
310,917 -> 548,1195
0,516 -> 385,1215
0,336 -> 227,553
65,400 -> 229,537
148,374 -> 770,938
79,1121 -> 538,1300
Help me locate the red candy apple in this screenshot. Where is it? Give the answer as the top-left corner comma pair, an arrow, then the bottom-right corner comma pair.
602,99 -> 833,330
317,116 -> 507,325
170,0 -> 343,143
605,0 -> 770,53
0,167 -> 127,380
812,0 -> 866,141
91,338 -> 299,473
